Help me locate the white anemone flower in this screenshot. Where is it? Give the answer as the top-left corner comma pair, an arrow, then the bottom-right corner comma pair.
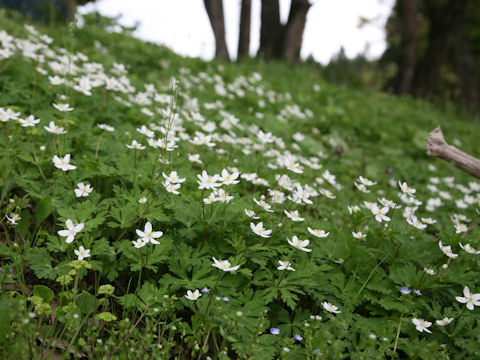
136,222 -> 163,245
455,286 -> 480,310
58,219 -> 84,243
411,318 -> 432,333
211,257 -> 240,272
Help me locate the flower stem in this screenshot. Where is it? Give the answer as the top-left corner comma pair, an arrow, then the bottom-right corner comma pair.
393,303 -> 406,354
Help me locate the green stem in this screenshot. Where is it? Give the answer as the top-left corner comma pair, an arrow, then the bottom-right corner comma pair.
393,303 -> 406,354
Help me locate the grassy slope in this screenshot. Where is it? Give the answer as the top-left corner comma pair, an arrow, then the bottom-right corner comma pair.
1,9 -> 480,359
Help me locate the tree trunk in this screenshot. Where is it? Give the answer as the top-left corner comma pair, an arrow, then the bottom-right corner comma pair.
452,2 -> 478,111
396,0 -> 419,94
282,0 -> 310,64
204,0 -> 230,61
237,0 -> 251,59
259,0 -> 283,59
413,0 -> 466,100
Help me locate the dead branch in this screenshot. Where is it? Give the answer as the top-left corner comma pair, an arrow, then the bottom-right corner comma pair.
426,125 -> 480,179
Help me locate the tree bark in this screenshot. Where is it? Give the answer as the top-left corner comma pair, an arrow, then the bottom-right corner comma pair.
413,0 -> 466,100
452,3 -> 478,111
237,0 -> 251,59
259,0 -> 283,59
426,126 -> 480,180
282,0 -> 311,64
204,0 -> 230,61
396,0 -> 419,94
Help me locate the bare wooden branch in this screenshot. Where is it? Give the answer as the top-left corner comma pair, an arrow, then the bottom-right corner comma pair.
426,125 -> 480,179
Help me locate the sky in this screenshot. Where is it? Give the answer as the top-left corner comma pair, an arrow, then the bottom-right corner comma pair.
79,0 -> 395,64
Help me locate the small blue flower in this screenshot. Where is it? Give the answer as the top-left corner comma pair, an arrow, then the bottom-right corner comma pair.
221,297 -> 230,301
400,287 -> 411,295
313,349 -> 323,355
413,289 -> 422,296
270,327 -> 280,335
201,288 -> 210,293
294,334 -> 303,341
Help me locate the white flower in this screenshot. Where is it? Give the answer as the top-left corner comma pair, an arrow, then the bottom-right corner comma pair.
253,198 -> 274,212
244,209 -> 259,219
322,301 -> 341,314
162,171 -> 186,184
185,289 -> 202,301
74,246 -> 91,260
6,213 -> 21,225
52,103 -> 74,112
212,257 -> 240,272
219,169 -> 240,185
357,176 -> 376,186
354,182 -> 370,193
438,241 -> 458,259
370,204 -> 390,223
163,181 -> 181,195
284,210 -> 304,222
97,123 -> 115,132
44,121 -> 66,134
250,222 -> 272,238
288,235 -> 312,252
352,231 -> 366,240
197,170 -> 221,190
138,197 -> 147,204
307,227 -> 329,238
436,317 -> 453,326
455,286 -> 480,310
126,140 -> 145,150
188,153 -> 203,164
398,181 -> 416,197
319,188 -> 336,199
348,205 -> 361,214
406,216 -> 427,230
215,188 -> 234,203
132,239 -> 147,248
411,318 -> 432,333
424,267 -> 436,275
459,243 -> 480,255
74,183 -> 93,197
58,219 -> 84,243
53,154 -> 76,171
19,115 -> 40,127
277,260 -> 295,271
136,125 -> 154,137
136,222 -> 163,245
454,223 -> 468,234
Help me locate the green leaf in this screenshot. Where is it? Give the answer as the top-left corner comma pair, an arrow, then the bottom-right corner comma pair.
26,248 -> 53,279
35,197 -> 52,226
18,210 -> 30,238
33,285 -> 54,303
77,291 -> 98,314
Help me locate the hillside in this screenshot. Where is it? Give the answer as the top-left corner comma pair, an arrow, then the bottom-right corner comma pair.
1,10 -> 480,359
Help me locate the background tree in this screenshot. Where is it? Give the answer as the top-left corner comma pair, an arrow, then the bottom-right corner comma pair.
204,0 -> 312,63
237,0 -> 251,59
259,0 -> 311,64
203,0 -> 230,61
382,0 -> 479,112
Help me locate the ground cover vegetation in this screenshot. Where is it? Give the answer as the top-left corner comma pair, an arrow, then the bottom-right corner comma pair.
1,10 -> 480,359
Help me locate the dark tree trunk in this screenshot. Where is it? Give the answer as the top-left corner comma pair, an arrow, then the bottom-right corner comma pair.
452,3 -> 478,111
282,0 -> 311,64
413,0 -> 466,100
237,0 -> 251,59
396,0 -> 420,94
204,0 -> 230,61
259,0 -> 283,59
